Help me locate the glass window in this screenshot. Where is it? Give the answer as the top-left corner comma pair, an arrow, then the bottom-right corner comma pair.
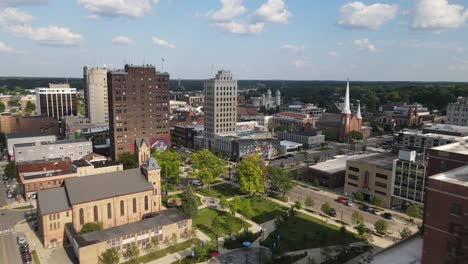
451,203 -> 462,216
120,200 -> 125,216
144,196 -> 149,211
79,208 -> 84,225
133,198 -> 137,213
107,203 -> 112,219
94,206 -> 98,222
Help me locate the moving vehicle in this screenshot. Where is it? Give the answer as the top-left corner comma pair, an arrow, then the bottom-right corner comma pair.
382,213 -> 393,219
329,208 -> 337,217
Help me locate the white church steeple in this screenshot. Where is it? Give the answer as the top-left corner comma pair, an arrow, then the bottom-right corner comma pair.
356,100 -> 362,119
341,79 -> 351,114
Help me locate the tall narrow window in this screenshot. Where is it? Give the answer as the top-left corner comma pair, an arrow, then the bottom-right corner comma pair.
144,196 -> 149,211
120,200 -> 125,216
93,206 -> 98,222
79,208 -> 84,225
107,203 -> 112,219
132,198 -> 137,213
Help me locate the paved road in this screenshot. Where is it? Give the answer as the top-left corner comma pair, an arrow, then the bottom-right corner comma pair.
0,233 -> 22,264
288,185 -> 418,239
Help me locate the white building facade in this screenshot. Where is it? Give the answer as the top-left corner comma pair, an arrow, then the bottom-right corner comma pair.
83,66 -> 109,124
35,86 -> 77,119
251,89 -> 281,109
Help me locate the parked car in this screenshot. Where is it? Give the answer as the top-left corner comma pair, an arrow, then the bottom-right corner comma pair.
360,205 -> 370,212
5,182 -> 10,188
7,191 -> 13,198
345,200 -> 353,206
370,208 -> 381,215
21,252 -> 32,264
19,244 -> 29,254
17,234 -> 26,245
382,213 -> 393,219
329,208 -> 337,217
336,197 -> 345,203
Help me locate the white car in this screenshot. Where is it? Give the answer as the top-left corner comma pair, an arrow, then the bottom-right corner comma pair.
17,234 -> 26,245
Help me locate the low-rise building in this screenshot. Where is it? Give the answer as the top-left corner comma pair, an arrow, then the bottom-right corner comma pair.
6,132 -> 57,160
446,96 -> 468,126
231,138 -> 281,161
280,104 -> 324,116
180,95 -> 204,107
0,113 -> 59,136
170,125 -> 203,148
277,131 -> 325,148
426,141 -> 468,176
307,153 -> 379,189
14,138 -> 92,162
391,150 -> 427,209
344,152 -> 397,208
72,153 -> 122,176
271,112 -> 317,132
422,165 -> 468,264
395,129 -> 466,151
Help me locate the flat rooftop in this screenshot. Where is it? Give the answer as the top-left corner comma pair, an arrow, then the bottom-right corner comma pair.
422,123 -> 468,136
430,164 -> 468,187
431,141 -> 468,155
7,131 -> 55,139
372,234 -> 422,264
309,153 -> 379,174
350,152 -> 397,170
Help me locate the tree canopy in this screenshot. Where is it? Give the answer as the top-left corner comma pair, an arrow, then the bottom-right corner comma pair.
153,149 -> 182,193
406,204 -> 421,219
190,149 -> 227,194
236,154 -> 266,194
374,219 -> 388,233
117,152 -> 135,170
23,101 -> 36,114
4,162 -> 16,180
268,165 -> 295,197
181,185 -> 198,217
99,249 -> 119,264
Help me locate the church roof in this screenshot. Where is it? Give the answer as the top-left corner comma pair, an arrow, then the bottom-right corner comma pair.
135,138 -> 149,148
317,113 -> 342,125
143,157 -> 161,171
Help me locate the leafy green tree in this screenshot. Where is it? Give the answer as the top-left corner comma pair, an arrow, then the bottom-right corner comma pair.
348,131 -> 363,141
212,217 -> 223,250
23,101 -> 35,114
126,244 -> 139,263
98,248 -> 120,264
236,154 -> 265,194
400,227 -> 412,240
406,204 -> 421,220
294,200 -> 302,210
305,196 -> 314,208
190,149 -> 227,194
311,178 -> 320,187
321,202 -> 332,215
7,100 -> 20,107
268,165 -> 295,197
220,197 -> 229,209
241,199 -> 254,218
181,185 -> 198,217
153,149 -> 182,195
0,102 -> 5,113
80,222 -> 103,234
351,210 -> 364,226
4,162 -> 16,180
356,222 -> 373,242
371,196 -> 382,207
117,152 -> 135,170
354,192 -> 364,201
374,219 -> 388,233
229,195 -> 241,215
323,128 -> 337,141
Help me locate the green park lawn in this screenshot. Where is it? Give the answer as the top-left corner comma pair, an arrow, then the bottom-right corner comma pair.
237,196 -> 287,224
193,208 -> 250,239
261,212 -> 359,253
198,183 -> 242,199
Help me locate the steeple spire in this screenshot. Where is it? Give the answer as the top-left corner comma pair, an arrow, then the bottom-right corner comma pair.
356,100 -> 362,119
341,79 -> 351,114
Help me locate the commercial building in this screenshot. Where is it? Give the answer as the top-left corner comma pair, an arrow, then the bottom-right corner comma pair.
35,84 -> 77,119
271,112 -> 317,132
307,153 -> 379,189
422,166 -> 468,264
170,125 -> 203,148
6,132 -> 57,160
446,96 -> 468,126
280,104 -> 324,116
204,70 -> 238,150
426,141 -> 468,176
181,94 -> 204,107
277,131 -> 325,148
37,158 -> 191,264
0,113 -> 59,136
108,65 -> 170,160
344,152 -> 397,208
231,139 -> 281,161
316,81 -> 363,142
72,153 -> 122,176
13,138 -> 92,162
395,129 -> 466,151
421,123 -> 468,137
391,150 -> 427,209
83,66 -> 109,124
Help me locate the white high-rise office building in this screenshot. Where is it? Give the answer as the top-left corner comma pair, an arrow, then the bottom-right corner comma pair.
204,70 -> 238,150
83,66 -> 109,124
35,84 -> 77,119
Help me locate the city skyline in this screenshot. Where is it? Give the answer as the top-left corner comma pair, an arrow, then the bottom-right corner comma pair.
0,0 -> 467,81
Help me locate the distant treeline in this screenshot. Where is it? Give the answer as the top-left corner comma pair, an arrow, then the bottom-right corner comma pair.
2,77 -> 468,112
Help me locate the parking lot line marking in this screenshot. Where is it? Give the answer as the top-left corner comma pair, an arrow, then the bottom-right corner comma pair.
0,235 -> 9,264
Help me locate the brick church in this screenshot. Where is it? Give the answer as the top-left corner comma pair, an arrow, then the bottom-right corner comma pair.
317,81 -> 363,142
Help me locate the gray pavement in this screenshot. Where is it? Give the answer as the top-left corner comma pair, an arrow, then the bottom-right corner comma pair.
0,233 -> 23,264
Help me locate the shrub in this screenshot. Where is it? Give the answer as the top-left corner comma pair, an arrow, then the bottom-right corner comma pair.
80,222 -> 103,234
294,200 -> 302,210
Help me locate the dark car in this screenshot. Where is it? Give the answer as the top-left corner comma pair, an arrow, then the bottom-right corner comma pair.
360,205 -> 370,212
21,252 -> 31,264
329,208 -> 337,217
382,213 -> 393,219
20,244 -> 29,254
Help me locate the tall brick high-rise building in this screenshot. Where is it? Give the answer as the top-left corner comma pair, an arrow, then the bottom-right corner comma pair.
108,65 -> 170,160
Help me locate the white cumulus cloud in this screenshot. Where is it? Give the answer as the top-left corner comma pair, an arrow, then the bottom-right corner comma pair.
208,0 -> 247,21
353,38 -> 377,52
6,25 -> 83,46
0,8 -> 34,25
0,0 -> 46,7
0,41 -> 13,52
78,0 -> 153,18
152,37 -> 176,48
337,2 -> 398,29
254,0 -> 291,24
111,36 -> 135,45
328,51 -> 340,57
290,59 -> 308,69
214,21 -> 264,34
411,0 -> 468,31
281,44 -> 304,53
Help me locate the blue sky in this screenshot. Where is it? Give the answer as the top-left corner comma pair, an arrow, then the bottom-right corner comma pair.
0,0 -> 468,81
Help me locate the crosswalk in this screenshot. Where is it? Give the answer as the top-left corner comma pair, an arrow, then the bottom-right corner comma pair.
0,228 -> 14,235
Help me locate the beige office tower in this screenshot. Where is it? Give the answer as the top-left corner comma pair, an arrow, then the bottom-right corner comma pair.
204,70 -> 238,150
83,66 -> 109,124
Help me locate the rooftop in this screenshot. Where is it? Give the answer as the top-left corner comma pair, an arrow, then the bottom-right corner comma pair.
431,141 -> 468,155
309,153 -> 380,174
64,169 -> 153,205
372,234 -> 422,264
7,131 -> 55,139
75,208 -> 188,247
422,123 -> 468,135
37,188 -> 71,215
430,164 -> 468,187
274,112 -> 313,119
350,152 -> 397,170
277,131 -> 322,136
22,170 -> 74,180
14,138 -> 90,148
